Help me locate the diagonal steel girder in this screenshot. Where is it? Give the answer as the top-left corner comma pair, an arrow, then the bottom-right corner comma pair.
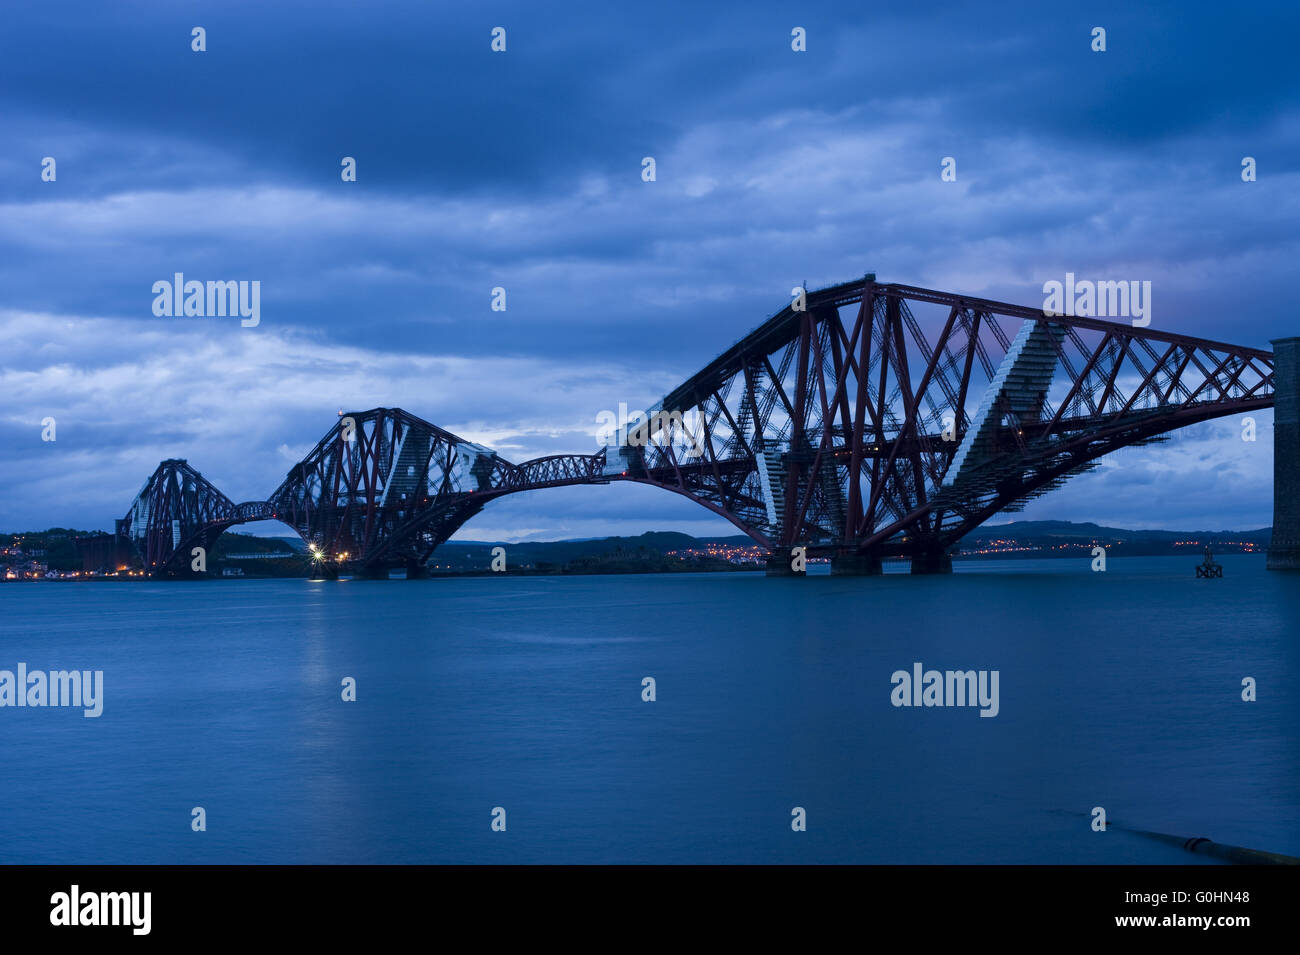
621,277 -> 1276,558
121,277 -> 1279,574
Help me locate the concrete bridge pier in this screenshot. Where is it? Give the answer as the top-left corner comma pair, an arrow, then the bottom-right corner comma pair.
831,554 -> 883,576
910,548 -> 953,575
404,559 -> 429,580
765,553 -> 805,576
1267,337 -> 1300,570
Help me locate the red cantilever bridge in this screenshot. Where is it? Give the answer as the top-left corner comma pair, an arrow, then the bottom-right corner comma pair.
118,277 -> 1279,578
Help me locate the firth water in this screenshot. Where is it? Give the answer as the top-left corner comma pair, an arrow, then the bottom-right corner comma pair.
1,555 -> 1295,864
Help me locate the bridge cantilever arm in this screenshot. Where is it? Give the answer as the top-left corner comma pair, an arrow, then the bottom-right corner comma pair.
883,284 -> 1275,358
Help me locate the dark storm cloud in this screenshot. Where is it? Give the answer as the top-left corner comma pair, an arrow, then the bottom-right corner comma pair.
0,0 -> 1295,533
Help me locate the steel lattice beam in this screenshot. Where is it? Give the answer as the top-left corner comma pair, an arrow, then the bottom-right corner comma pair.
120,277 -> 1279,576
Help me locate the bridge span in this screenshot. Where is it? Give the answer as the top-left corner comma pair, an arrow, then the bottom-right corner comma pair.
115,277 -> 1295,577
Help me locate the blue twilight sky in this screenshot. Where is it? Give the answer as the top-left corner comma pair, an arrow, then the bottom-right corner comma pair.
1,0 -> 1297,539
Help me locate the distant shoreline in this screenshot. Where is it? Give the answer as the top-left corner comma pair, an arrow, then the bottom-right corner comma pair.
0,550 -> 1268,582
2,520 -> 1272,580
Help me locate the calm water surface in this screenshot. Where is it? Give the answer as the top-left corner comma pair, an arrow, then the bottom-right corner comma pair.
1,555 -> 1296,863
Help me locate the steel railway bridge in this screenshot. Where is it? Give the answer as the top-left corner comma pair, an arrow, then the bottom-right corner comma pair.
115,277 -> 1299,578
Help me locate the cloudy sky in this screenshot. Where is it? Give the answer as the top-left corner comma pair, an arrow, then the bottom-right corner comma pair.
2,0 -> 1296,540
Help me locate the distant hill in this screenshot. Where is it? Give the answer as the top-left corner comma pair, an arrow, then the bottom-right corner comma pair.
434,531 -> 757,571
962,521 -> 1270,558
979,520 -> 1272,541
432,522 -> 1272,568
268,536 -> 309,553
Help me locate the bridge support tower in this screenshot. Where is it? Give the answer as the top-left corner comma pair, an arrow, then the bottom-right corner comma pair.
910,547 -> 953,575
831,554 -> 883,576
1268,337 -> 1300,570
765,553 -> 805,577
